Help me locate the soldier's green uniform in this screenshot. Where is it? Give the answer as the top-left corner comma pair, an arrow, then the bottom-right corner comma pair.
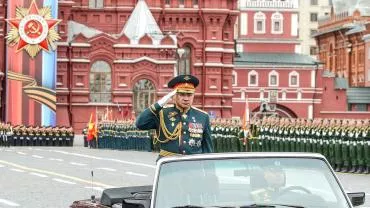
135,75 -> 213,159
136,103 -> 213,158
363,122 -> 370,174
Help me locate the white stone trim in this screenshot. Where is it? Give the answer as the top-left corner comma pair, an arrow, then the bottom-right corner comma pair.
202,93 -> 234,96
282,89 -> 286,100
223,64 -> 235,68
308,105 -> 313,119
241,8 -> 299,12
113,44 -> 176,48
254,11 -> 266,34
71,90 -> 89,93
232,98 -> 322,104
204,105 -> 233,108
271,12 -> 283,34
248,70 -> 258,87
205,63 -> 224,67
311,70 -> 316,88
291,13 -> 298,36
57,42 -> 91,47
288,71 -> 299,87
268,70 -> 279,87
240,12 -> 248,35
297,89 -> 302,100
234,65 -> 316,69
205,47 -> 235,53
232,71 -> 238,87
260,89 -> 264,100
113,56 -> 176,64
57,58 -> 90,63
236,39 -> 301,44
193,62 -> 234,68
320,111 -> 370,114
236,43 -> 244,53
243,0 -> 297,9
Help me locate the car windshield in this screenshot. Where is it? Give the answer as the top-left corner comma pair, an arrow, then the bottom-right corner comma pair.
154,157 -> 350,208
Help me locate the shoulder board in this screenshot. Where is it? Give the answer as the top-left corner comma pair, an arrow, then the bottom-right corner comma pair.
163,104 -> 175,109
191,106 -> 208,115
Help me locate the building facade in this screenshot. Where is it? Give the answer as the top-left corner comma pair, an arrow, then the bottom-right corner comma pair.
234,0 -> 321,119
298,0 -> 331,57
314,9 -> 370,118
57,0 -> 239,131
0,0 -> 6,120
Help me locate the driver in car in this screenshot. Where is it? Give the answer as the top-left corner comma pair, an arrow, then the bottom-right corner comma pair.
250,164 -> 286,203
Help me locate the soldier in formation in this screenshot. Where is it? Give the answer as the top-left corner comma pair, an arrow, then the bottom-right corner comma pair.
210,118 -> 244,153
0,123 -> 13,147
250,117 -> 369,174
93,119 -> 152,151
8,125 -> 75,147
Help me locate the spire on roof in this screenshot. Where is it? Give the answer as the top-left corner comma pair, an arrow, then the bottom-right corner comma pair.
121,0 -> 163,45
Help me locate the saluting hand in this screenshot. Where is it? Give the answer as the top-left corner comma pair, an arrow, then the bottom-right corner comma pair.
158,89 -> 177,107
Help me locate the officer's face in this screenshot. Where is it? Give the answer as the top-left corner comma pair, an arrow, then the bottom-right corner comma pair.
175,92 -> 194,109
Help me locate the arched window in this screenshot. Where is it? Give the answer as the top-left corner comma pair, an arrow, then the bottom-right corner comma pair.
248,70 -> 259,86
289,71 -> 299,87
268,70 -> 279,87
89,61 -> 112,103
254,12 -> 266,34
133,79 -> 156,115
271,12 -> 283,34
177,46 -> 192,75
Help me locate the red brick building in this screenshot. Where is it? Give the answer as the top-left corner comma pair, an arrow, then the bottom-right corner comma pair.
0,0 -> 6,120
314,9 -> 370,118
233,0 -> 322,119
56,0 -> 238,131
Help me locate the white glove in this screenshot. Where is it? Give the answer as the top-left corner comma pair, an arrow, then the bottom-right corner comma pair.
157,90 -> 177,107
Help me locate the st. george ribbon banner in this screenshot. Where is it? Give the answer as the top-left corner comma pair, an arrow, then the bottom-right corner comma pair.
5,0 -> 60,126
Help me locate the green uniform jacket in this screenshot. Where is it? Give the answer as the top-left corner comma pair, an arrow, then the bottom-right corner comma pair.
135,103 -> 213,155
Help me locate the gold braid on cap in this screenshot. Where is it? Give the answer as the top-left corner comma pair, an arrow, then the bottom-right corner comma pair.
155,110 -> 182,143
175,83 -> 195,93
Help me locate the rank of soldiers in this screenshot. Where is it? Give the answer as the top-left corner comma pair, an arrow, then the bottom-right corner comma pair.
83,119 -> 153,152
81,116 -> 370,175
0,123 -> 75,147
247,117 -> 370,174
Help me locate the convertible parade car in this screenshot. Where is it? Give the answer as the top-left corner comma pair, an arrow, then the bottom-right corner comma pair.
70,153 -> 366,208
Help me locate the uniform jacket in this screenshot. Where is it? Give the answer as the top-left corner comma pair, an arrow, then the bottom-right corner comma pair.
136,103 -> 213,156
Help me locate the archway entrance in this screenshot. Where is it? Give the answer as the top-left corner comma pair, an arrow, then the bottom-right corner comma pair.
251,103 -> 297,119
133,79 -> 156,115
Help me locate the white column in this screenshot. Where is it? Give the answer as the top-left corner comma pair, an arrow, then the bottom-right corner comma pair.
260,90 -> 264,100
311,70 -> 316,88
297,90 -> 302,100
291,13 -> 298,36
282,90 -> 286,100
308,105 -> 313,119
241,90 -> 246,100
240,13 -> 248,35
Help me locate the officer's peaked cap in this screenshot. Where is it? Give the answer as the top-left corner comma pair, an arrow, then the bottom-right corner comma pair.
168,75 -> 199,94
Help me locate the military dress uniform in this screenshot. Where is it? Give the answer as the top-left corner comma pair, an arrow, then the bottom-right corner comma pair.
135,75 -> 213,159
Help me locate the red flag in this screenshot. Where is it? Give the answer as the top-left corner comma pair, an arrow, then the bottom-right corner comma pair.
242,96 -> 250,142
87,112 -> 97,141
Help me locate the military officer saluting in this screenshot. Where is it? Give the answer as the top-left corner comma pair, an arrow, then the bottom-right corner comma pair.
136,75 -> 213,159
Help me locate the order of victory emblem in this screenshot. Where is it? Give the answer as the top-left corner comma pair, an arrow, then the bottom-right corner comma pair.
6,0 -> 61,58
